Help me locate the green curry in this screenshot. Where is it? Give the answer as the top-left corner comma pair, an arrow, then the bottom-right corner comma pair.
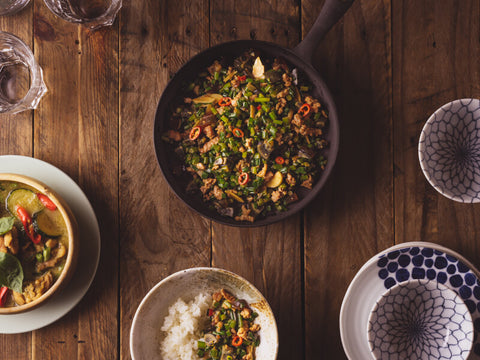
0,181 -> 69,308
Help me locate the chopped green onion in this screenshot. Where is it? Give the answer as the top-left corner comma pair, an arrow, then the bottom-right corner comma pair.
43,246 -> 51,262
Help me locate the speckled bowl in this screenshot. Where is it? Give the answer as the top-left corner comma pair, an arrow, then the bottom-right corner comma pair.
130,267 -> 278,360
419,98 -> 480,202
0,173 -> 78,314
368,279 -> 473,360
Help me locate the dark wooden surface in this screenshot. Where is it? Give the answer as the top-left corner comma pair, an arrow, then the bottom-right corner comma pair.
0,0 -> 479,359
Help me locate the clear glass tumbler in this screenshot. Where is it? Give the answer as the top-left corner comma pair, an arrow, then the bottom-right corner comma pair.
0,31 -> 47,114
43,0 -> 122,30
0,0 -> 30,16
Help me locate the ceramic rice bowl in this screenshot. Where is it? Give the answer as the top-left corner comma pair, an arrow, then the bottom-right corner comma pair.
419,98 -> 480,202
368,279 -> 473,360
130,267 -> 278,360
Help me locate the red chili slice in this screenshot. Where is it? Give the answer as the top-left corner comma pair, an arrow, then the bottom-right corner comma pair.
16,205 -> 42,244
37,193 -> 57,210
232,128 -> 244,138
16,205 -> 30,225
298,103 -> 311,117
238,172 -> 249,186
232,335 -> 243,347
218,97 -> 232,106
237,75 -> 246,82
0,286 -> 8,307
275,156 -> 285,165
189,126 -> 202,141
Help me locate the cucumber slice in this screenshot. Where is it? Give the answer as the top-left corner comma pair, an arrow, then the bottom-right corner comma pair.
6,188 -> 44,219
32,210 -> 62,238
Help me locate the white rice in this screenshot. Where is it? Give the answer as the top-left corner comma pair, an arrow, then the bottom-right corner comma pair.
160,292 -> 210,360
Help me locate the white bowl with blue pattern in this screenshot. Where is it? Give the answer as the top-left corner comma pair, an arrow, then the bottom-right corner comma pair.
419,98 -> 480,203
340,242 -> 480,360
368,279 -> 473,360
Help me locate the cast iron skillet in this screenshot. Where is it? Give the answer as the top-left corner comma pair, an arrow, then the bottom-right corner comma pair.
154,0 -> 354,227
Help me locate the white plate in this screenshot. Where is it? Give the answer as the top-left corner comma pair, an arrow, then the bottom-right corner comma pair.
340,241 -> 480,360
0,155 -> 100,333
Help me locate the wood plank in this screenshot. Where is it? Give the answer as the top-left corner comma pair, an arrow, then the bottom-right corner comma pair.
303,0 -> 393,358
0,4 -> 33,360
31,0 -> 119,357
210,1 -> 303,360
392,0 -> 480,259
119,0 -> 211,359
0,4 -> 33,157
211,0 -> 299,48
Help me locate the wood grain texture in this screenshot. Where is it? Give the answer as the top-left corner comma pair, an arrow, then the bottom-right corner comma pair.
210,1 -> 303,360
0,4 -> 33,157
303,0 -> 393,358
1,1 -> 480,359
0,4 -> 34,360
30,0 -> 120,358
211,0 -> 299,47
119,0 -> 210,359
392,0 -> 480,260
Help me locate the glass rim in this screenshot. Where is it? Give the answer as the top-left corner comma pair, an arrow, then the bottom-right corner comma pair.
0,31 -> 47,114
42,0 -> 122,30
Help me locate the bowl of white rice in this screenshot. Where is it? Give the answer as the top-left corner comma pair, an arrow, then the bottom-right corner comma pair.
130,267 -> 278,360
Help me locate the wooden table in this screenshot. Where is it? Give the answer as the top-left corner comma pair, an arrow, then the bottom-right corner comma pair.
1,0 -> 479,359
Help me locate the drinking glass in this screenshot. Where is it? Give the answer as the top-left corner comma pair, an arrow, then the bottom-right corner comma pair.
43,0 -> 122,30
0,0 -> 30,16
0,31 -> 47,114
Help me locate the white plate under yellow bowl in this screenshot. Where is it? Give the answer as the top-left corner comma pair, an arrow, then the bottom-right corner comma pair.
0,155 -> 100,333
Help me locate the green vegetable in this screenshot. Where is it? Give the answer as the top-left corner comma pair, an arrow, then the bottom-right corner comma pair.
0,252 -> 23,293
43,246 -> 51,262
254,96 -> 270,103
0,217 -> 14,235
164,52 -> 328,222
33,210 -> 62,238
6,188 -> 44,220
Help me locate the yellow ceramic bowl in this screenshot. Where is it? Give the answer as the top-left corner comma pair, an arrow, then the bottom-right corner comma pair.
0,173 -> 78,314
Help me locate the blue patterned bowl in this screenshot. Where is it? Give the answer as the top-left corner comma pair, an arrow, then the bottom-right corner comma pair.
368,279 -> 473,360
419,98 -> 480,203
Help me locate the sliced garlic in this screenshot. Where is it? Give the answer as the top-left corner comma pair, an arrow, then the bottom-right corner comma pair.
252,57 -> 265,79
192,93 -> 223,104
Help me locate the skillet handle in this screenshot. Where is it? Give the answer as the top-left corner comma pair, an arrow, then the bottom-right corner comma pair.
293,0 -> 354,63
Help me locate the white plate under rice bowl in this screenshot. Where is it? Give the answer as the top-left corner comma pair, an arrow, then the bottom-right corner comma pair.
130,267 -> 278,360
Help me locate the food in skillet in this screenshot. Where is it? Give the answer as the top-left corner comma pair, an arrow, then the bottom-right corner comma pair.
163,51 -> 328,222
197,289 -> 260,360
0,181 -> 69,308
